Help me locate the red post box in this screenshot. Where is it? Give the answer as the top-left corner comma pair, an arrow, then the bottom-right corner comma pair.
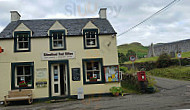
137,71 -> 146,81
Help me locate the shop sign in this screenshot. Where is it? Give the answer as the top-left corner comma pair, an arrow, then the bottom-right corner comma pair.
42,51 -> 75,60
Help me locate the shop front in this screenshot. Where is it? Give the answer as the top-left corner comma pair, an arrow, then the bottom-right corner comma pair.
0,8 -> 120,101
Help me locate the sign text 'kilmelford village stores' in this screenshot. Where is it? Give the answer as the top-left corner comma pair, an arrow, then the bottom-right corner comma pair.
41,51 -> 75,60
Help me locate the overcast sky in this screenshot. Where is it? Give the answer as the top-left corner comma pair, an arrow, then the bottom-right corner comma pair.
0,0 -> 189,46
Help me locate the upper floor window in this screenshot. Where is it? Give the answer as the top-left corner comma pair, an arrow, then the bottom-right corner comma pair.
14,31 -> 31,52
83,29 -> 99,49
50,30 -> 66,51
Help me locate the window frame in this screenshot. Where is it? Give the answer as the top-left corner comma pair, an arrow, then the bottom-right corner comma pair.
83,29 -> 99,49
49,30 -> 66,51
82,58 -> 105,84
11,62 -> 34,90
14,31 -> 31,52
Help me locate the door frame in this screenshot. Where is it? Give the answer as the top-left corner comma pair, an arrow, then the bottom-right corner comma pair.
48,60 -> 70,98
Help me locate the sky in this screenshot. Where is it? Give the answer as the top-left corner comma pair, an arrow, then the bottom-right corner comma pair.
0,0 -> 189,46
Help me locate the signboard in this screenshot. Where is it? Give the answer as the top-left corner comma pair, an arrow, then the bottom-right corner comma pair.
41,51 -> 75,60
36,68 -> 47,88
77,87 -> 84,99
72,68 -> 80,81
104,65 -> 119,82
177,52 -> 181,58
129,55 -> 136,62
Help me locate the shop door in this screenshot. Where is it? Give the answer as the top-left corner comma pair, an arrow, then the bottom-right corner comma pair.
51,64 -> 67,96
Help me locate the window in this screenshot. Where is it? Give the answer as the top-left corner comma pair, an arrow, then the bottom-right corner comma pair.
83,29 -> 99,49
82,58 -> 105,84
50,30 -> 66,51
14,31 -> 31,52
86,62 -> 100,80
11,62 -> 34,89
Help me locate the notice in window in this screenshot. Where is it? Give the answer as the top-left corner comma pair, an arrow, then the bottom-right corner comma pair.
104,65 -> 119,82
36,68 -> 47,88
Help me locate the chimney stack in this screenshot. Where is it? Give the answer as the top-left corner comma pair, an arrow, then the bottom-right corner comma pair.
10,11 -> 21,22
99,8 -> 107,19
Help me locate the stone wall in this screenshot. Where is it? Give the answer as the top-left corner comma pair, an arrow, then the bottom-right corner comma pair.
148,39 -> 190,57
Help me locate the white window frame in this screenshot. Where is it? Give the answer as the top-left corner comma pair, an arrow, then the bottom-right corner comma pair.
15,65 -> 32,88
85,61 -> 102,82
52,32 -> 65,49
16,33 -> 30,51
84,31 -> 98,48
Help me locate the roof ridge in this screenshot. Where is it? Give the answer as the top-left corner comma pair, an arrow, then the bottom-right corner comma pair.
0,18 -> 116,39
19,17 -> 102,21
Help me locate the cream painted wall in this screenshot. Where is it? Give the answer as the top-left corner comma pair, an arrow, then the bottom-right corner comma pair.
13,23 -> 32,36
82,21 -> 100,33
0,34 -> 119,101
0,21 -> 119,101
48,21 -> 67,35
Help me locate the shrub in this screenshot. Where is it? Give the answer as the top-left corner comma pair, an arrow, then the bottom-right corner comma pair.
109,87 -> 123,95
146,76 -> 156,87
121,74 -> 140,93
119,66 -> 128,73
156,53 -> 171,68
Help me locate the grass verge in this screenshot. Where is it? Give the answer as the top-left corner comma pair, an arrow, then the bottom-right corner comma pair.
147,66 -> 190,81
121,81 -> 140,94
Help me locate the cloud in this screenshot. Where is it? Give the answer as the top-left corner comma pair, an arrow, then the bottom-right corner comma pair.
0,0 -> 190,46
0,26 -> 4,32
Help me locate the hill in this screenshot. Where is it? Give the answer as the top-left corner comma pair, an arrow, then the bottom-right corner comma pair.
117,42 -> 149,58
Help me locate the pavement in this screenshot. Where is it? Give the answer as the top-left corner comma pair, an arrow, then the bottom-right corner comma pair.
0,76 -> 190,110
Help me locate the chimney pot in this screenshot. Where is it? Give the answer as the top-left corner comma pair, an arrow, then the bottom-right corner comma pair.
10,11 -> 21,22
99,8 -> 107,19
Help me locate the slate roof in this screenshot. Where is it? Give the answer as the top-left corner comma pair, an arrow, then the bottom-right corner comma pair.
0,18 -> 116,39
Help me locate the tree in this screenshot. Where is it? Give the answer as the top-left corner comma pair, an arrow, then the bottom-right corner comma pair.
156,53 -> 171,68
118,52 -> 127,64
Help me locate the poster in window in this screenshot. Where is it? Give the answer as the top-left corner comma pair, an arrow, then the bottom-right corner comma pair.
36,68 -> 47,88
104,65 -> 119,82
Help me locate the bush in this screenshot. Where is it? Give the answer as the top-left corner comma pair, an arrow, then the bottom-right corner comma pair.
121,74 -> 140,93
119,66 -> 128,73
156,53 -> 171,68
109,87 -> 123,95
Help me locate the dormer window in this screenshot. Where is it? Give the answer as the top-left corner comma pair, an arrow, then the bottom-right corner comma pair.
83,29 -> 99,49
14,31 -> 31,52
50,30 -> 66,51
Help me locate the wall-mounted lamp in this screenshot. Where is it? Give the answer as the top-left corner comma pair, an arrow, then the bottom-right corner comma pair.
107,41 -> 111,47
112,34 -> 115,38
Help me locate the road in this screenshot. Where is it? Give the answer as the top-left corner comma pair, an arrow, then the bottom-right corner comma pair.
1,77 -> 190,110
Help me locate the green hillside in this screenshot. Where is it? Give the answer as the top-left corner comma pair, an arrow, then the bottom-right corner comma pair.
124,51 -> 190,64
117,42 -> 149,58
118,42 -> 190,64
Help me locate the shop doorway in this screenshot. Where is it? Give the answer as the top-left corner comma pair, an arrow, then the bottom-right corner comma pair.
51,63 -> 68,97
